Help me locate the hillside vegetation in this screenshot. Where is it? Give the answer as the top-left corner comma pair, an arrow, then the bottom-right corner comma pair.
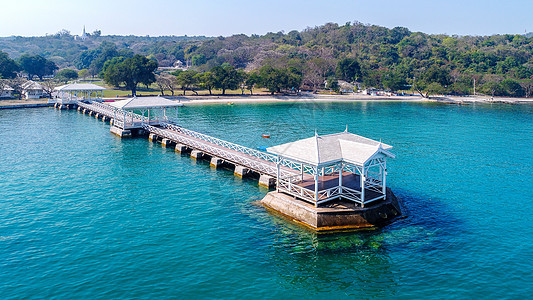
1,22 -> 532,97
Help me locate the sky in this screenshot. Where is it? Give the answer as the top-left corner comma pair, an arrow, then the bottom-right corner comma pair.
1,0 -> 532,37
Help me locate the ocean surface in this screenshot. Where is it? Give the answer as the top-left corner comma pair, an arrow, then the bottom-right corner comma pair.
1,101 -> 532,299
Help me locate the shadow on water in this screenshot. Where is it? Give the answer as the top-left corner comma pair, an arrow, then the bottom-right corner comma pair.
238,187 -> 467,296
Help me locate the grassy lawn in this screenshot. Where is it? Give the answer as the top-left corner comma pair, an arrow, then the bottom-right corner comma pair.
77,79 -> 276,97
44,78 -> 311,98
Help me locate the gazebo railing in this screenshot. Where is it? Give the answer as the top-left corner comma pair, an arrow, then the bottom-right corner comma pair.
277,174 -> 367,206
278,180 -> 316,201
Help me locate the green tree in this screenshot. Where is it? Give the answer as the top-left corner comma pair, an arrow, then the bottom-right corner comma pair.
78,69 -> 89,80
500,78 -> 524,97
382,70 -> 408,92
481,81 -> 503,97
413,66 -> 451,97
246,72 -> 260,95
211,64 -> 240,95
257,65 -> 302,94
194,71 -> 216,95
519,79 -> 533,98
335,58 -> 361,82
0,51 -> 20,79
176,70 -> 198,95
102,54 -> 158,96
55,69 -> 79,82
18,54 -> 58,80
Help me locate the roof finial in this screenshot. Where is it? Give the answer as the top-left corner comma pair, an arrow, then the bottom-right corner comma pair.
315,129 -> 318,137
345,124 -> 348,132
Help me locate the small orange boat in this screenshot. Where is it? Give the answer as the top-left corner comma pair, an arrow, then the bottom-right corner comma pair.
262,134 -> 271,138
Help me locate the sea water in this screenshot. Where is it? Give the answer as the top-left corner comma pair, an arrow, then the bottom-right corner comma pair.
1,101 -> 532,299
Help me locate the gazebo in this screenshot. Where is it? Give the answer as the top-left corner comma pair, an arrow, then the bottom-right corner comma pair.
54,83 -> 105,104
267,130 -> 395,208
108,96 -> 183,130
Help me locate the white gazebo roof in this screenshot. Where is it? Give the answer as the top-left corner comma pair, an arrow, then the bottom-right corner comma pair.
108,96 -> 183,110
55,83 -> 105,91
267,131 -> 395,166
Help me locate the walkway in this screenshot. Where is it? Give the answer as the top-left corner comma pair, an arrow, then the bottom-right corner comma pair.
76,101 -> 297,181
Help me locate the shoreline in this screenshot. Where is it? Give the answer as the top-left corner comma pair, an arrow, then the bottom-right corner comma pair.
1,94 -> 532,109
171,94 -> 533,106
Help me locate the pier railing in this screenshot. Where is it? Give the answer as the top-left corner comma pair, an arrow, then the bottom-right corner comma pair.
144,124 -> 296,178
162,123 -> 278,163
77,101 -> 115,118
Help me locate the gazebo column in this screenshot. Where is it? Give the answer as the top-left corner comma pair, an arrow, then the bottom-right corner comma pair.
382,160 -> 387,198
300,163 -> 304,181
338,162 -> 343,192
314,166 -> 319,207
360,166 -> 366,207
276,158 -> 281,192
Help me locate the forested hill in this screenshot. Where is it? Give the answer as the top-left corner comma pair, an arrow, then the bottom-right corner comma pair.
0,31 -> 208,68
2,22 -> 533,96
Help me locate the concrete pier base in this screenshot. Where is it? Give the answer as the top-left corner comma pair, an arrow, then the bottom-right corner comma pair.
234,165 -> 250,177
161,138 -> 172,147
77,106 -> 82,111
210,157 -> 224,168
261,188 -> 402,231
102,116 -> 108,122
94,113 -> 100,119
149,133 -> 158,142
110,126 -> 132,138
258,175 -> 276,188
190,150 -> 204,159
175,144 -> 187,153
88,111 -> 93,116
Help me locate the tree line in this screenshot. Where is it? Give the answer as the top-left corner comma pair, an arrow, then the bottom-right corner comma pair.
2,21 -> 533,98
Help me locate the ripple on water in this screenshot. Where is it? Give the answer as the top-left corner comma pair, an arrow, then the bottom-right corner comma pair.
0,104 -> 532,299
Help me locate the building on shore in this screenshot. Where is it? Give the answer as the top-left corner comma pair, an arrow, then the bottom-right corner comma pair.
0,85 -> 14,98
22,81 -> 44,99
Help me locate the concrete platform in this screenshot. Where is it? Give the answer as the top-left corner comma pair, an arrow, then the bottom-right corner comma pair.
110,126 -> 132,138
210,157 -> 224,168
191,150 -> 204,159
175,144 -> 188,153
234,165 -> 250,177
259,174 -> 276,188
261,188 -> 402,231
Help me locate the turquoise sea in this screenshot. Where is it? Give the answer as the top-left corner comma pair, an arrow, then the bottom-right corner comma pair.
1,101 -> 532,299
